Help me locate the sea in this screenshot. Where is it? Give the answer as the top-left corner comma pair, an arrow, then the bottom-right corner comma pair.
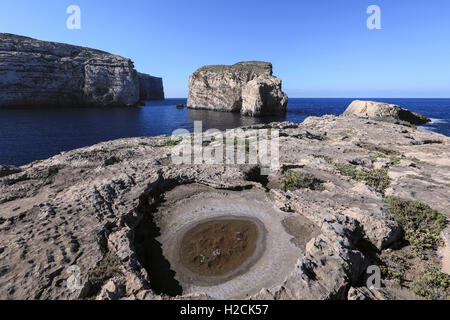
0,98 -> 449,166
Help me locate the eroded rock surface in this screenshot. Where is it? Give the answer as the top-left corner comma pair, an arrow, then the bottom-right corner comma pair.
187,61 -> 288,116
344,100 -> 430,125
0,116 -> 448,300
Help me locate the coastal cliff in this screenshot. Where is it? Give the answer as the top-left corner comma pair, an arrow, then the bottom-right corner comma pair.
138,73 -> 165,100
0,115 -> 448,300
0,33 -> 164,108
187,61 -> 288,116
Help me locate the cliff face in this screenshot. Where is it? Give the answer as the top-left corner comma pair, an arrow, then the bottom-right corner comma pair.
0,34 -> 164,108
187,61 -> 288,116
138,73 -> 164,100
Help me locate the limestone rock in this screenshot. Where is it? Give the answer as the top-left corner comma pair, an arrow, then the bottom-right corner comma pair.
187,61 -> 288,116
0,33 -> 162,108
347,287 -> 392,300
137,72 -> 164,100
0,115 -> 449,300
241,77 -> 288,116
343,100 -> 430,125
96,277 -> 126,300
0,165 -> 21,178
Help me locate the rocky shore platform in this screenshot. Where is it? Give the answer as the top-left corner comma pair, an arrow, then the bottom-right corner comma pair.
0,115 -> 449,300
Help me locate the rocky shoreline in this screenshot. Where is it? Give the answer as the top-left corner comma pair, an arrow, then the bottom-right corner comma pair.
0,112 -> 448,300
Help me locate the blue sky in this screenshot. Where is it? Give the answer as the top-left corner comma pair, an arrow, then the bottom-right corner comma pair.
1,0 -> 449,98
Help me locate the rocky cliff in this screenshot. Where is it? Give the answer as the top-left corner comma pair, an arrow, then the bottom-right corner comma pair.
0,116 -> 448,300
138,73 -> 164,100
0,34 -> 164,108
187,61 -> 288,116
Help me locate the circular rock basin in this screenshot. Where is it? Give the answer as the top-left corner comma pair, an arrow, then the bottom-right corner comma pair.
179,217 -> 265,278
152,185 -> 316,299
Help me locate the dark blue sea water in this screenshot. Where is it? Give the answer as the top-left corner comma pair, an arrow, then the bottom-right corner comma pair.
0,98 -> 449,166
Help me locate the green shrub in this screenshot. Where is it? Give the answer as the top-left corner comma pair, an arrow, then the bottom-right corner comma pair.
156,139 -> 181,147
411,264 -> 450,300
281,171 -> 325,192
332,162 -> 391,193
385,196 -> 447,259
379,252 -> 407,284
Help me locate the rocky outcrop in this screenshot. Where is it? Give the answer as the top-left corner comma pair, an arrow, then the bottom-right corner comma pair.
0,116 -> 448,300
0,33 -> 164,108
137,73 -> 164,100
187,61 -> 288,116
241,77 -> 288,116
0,165 -> 21,178
344,100 -> 430,125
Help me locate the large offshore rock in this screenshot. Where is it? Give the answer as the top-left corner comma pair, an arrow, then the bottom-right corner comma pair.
137,72 -> 164,100
0,33 -> 150,108
187,61 -> 288,116
344,100 -> 430,125
241,77 -> 288,116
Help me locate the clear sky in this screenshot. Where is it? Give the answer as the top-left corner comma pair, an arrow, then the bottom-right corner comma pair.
1,0 -> 449,98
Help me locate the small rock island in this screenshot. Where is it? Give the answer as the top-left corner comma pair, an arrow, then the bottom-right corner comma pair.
187,61 -> 288,116
0,33 -> 164,108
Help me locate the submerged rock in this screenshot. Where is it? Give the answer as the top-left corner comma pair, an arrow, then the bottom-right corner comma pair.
344,100 -> 430,125
187,61 -> 288,116
0,33 -> 163,108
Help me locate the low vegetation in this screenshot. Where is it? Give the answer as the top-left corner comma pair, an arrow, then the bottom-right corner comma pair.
372,197 -> 449,300
85,251 -> 123,299
369,152 -> 402,166
411,263 -> 450,300
379,251 -> 409,284
385,196 -> 446,259
281,171 -> 325,192
332,162 -> 390,193
357,142 -> 400,156
155,139 -> 181,147
406,157 -> 436,167
385,196 -> 446,260
337,128 -> 355,138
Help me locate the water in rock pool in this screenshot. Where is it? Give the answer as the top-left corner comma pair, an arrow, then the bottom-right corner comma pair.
179,219 -> 260,277
0,98 -> 449,166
